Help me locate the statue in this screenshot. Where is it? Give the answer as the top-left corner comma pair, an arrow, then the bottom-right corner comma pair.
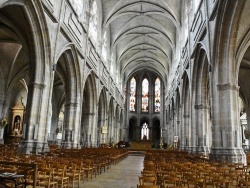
244,128 -> 250,139
13,116 -> 21,131
101,125 -> 108,134
159,137 -> 163,149
1,117 -> 7,128
111,138 -> 115,148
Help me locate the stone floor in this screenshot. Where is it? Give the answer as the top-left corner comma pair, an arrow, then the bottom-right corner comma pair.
80,154 -> 144,188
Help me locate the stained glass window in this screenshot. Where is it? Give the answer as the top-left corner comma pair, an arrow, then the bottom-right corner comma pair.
155,78 -> 161,112
142,78 -> 149,112
130,77 -> 136,112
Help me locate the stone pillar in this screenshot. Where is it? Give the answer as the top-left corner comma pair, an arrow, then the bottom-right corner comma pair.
136,120 -> 141,141
176,120 -> 180,148
194,104 -> 210,155
169,117 -> 173,146
123,127 -> 129,141
116,120 -> 120,142
181,115 -> 190,151
209,83 -> 246,163
18,83 -> 51,154
82,112 -> 95,147
246,107 -> 250,132
0,127 -> 4,144
61,102 -> 78,148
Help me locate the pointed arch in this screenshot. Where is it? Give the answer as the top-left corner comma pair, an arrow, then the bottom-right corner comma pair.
96,87 -> 107,145
181,71 -> 191,149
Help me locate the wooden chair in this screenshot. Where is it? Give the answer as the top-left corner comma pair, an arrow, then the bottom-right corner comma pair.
139,176 -> 157,185
137,185 -> 160,188
65,163 -> 80,188
189,177 -> 205,188
238,180 -> 250,188
82,159 -> 94,181
141,170 -> 156,178
162,176 -> 181,188
52,163 -> 69,188
37,168 -> 58,188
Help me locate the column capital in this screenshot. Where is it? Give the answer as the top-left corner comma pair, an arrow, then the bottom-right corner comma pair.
194,104 -> 210,109
217,83 -> 239,91
29,82 -> 45,89
183,114 -> 190,118
83,113 -> 95,116
64,102 -> 78,107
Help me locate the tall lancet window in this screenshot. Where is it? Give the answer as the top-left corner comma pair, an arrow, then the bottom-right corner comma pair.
101,30 -> 107,63
89,0 -> 97,45
141,123 -> 149,140
130,77 -> 136,112
142,78 -> 149,112
154,77 -> 161,112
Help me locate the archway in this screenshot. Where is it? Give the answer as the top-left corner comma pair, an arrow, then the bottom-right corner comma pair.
0,3 -> 50,149
107,98 -> 114,145
97,88 -> 107,145
129,117 -> 137,141
152,118 -> 161,148
192,48 -> 211,155
140,118 -> 149,140
52,47 -> 81,148
181,71 -> 191,151
81,73 -> 97,146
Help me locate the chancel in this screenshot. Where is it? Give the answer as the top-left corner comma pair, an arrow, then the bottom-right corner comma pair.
0,0 -> 250,187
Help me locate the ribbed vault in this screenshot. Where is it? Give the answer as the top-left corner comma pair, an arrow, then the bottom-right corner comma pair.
102,0 -> 182,82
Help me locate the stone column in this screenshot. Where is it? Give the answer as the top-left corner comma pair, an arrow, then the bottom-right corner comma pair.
90,112 -> 97,147
0,127 -> 4,144
209,83 -> 246,163
181,115 -> 190,151
246,107 -> 250,132
18,83 -> 50,154
194,104 -> 210,155
176,120 -> 180,148
61,102 -> 78,148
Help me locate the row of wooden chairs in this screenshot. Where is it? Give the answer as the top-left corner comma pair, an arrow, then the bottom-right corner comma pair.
138,150 -> 250,188
0,145 -> 128,187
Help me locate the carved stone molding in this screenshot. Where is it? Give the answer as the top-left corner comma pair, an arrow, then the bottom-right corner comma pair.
183,115 -> 190,118
83,113 -> 95,116
217,83 -> 239,91
194,104 -> 210,109
64,102 -> 78,107
29,83 -> 45,89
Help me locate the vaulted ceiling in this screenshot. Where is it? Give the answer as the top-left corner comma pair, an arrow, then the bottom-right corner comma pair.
101,0 -> 183,83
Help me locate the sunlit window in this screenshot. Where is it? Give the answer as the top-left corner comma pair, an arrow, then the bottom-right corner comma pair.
110,52 -> 114,76
141,123 -> 149,140
101,30 -> 107,63
89,0 -> 97,45
154,77 -> 161,112
124,86 -> 126,108
69,0 -> 83,16
193,0 -> 201,12
130,78 -> 136,112
142,78 -> 149,112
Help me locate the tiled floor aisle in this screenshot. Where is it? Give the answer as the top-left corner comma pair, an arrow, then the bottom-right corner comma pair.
80,154 -> 144,188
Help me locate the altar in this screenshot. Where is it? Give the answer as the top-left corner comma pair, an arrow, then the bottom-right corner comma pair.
130,140 -> 152,150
